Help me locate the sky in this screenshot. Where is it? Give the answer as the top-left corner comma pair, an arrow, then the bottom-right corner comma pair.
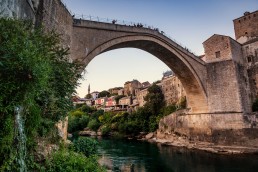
62,0 -> 258,97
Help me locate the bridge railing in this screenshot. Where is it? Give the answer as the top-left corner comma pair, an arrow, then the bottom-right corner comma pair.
73,14 -> 198,57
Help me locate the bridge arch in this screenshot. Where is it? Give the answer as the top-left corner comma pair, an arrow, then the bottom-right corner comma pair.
76,33 -> 208,113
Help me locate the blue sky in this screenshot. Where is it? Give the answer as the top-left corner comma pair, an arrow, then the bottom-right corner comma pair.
62,0 -> 258,97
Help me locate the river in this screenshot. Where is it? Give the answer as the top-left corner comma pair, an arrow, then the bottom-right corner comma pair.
96,137 -> 258,172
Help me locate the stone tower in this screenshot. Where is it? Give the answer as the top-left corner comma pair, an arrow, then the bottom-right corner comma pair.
88,84 -> 90,95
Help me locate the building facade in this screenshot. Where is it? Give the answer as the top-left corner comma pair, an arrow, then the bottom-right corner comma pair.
124,79 -> 142,96
160,72 -> 185,105
136,88 -> 149,107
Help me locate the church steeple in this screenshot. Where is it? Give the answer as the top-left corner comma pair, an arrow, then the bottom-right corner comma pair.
88,84 -> 90,94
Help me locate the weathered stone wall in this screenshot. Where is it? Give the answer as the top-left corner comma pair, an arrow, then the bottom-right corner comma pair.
229,38 -> 244,64
233,11 -> 258,40
206,60 -> 243,113
37,0 -> 73,49
0,0 -> 36,20
158,110 -> 258,146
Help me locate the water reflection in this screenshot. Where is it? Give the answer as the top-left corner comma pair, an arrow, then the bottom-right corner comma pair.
96,138 -> 258,172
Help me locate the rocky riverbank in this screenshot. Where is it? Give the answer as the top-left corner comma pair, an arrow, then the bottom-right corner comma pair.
139,132 -> 258,155
77,128 -> 258,155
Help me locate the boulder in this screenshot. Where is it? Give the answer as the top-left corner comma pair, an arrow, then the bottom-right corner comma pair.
79,130 -> 97,136
145,132 -> 154,140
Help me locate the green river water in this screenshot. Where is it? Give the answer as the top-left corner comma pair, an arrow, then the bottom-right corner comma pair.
96,137 -> 258,172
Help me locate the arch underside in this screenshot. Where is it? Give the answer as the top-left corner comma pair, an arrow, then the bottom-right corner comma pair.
83,35 -> 208,113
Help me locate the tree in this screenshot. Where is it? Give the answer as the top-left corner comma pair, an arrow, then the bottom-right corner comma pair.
144,84 -> 165,115
0,18 -> 82,170
85,94 -> 92,99
98,90 -> 111,98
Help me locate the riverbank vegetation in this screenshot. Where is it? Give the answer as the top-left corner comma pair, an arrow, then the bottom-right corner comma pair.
69,84 -> 187,137
0,18 -> 104,171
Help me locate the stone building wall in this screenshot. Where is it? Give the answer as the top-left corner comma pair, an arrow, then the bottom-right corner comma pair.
206,60 -> 243,113
233,11 -> 258,40
161,75 -> 185,105
124,80 -> 142,96
136,88 -> 148,107
203,35 -> 233,63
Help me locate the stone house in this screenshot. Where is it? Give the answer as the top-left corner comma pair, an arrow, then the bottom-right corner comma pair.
124,79 -> 142,96
119,96 -> 132,108
160,72 -> 185,105
136,88 -> 149,107
108,87 -> 123,95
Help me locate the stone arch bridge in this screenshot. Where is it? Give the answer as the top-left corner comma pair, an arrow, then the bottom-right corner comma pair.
70,19 -> 256,139
2,0 -> 257,143
71,19 -> 208,114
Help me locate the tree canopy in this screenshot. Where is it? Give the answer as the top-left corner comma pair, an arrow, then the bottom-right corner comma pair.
144,84 -> 165,115
98,90 -> 111,98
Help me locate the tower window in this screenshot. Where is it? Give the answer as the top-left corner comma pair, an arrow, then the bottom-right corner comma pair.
238,20 -> 241,23
215,51 -> 221,58
245,32 -> 248,35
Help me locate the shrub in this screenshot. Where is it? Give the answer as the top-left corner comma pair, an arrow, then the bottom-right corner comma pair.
88,119 -> 101,131
68,115 -> 80,133
79,115 -> 90,129
101,125 -> 111,136
80,105 -> 95,113
72,137 -> 98,157
45,149 -> 105,172
71,110 -> 84,117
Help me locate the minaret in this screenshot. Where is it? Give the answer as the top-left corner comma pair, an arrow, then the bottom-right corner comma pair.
88,84 -> 90,94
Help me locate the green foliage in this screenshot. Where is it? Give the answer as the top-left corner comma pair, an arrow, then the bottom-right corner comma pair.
177,96 -> 187,109
88,119 -> 101,131
98,90 -> 111,98
101,125 -> 111,136
85,94 -> 92,99
0,18 -> 82,170
71,110 -> 85,117
144,84 -> 165,115
45,149 -> 105,172
68,112 -> 89,133
161,104 -> 177,116
80,105 -> 95,113
71,137 -> 98,157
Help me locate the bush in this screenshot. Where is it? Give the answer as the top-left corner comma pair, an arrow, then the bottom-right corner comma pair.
68,115 -> 80,133
79,115 -> 90,129
88,119 -> 101,131
72,137 -> 98,157
80,105 -> 95,113
71,110 -> 84,117
45,149 -> 105,172
101,125 -> 111,136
